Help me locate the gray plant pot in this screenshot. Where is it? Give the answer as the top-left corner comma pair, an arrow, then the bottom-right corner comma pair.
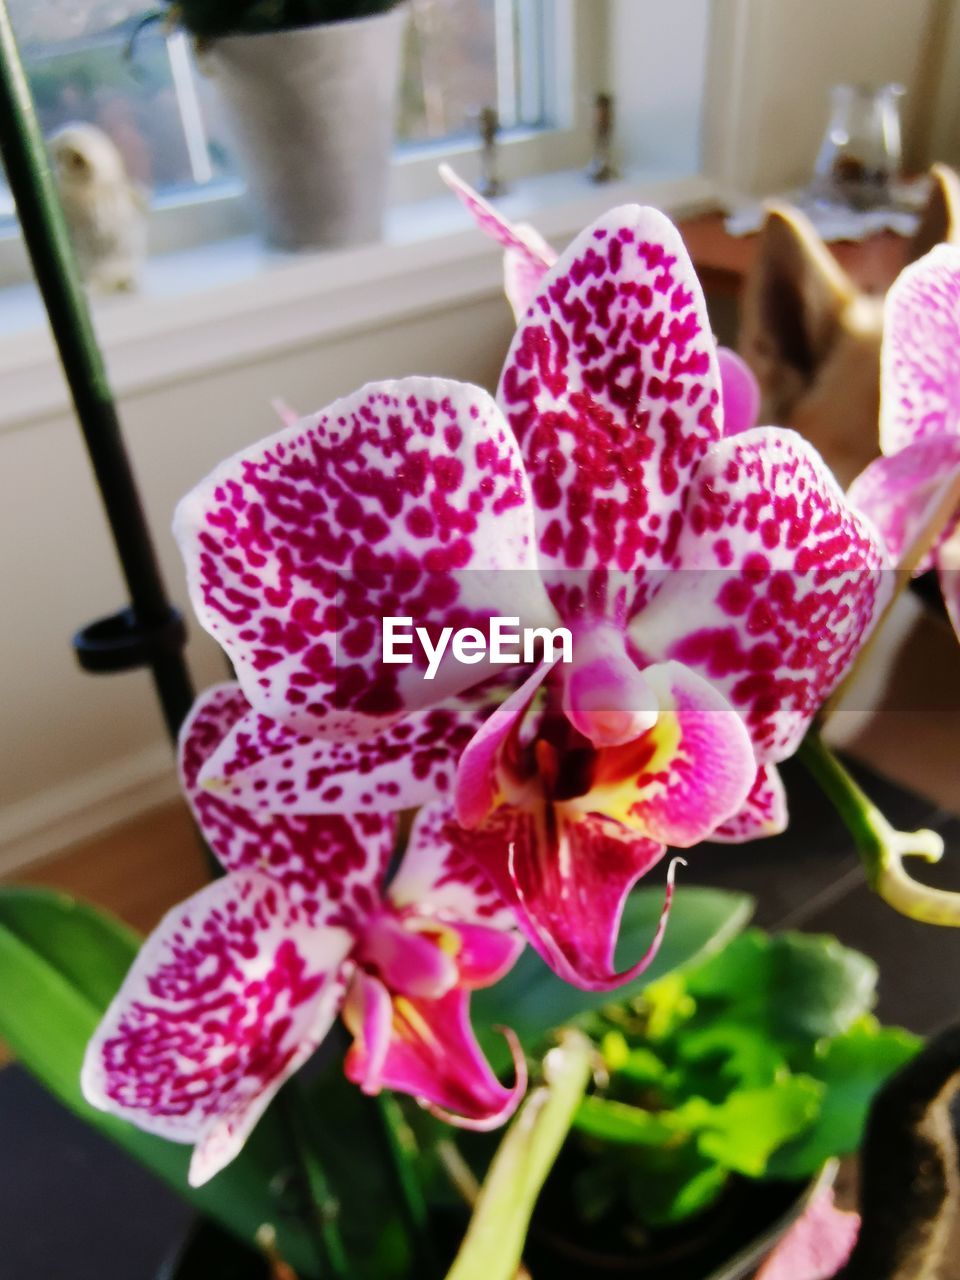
203,7 -> 407,251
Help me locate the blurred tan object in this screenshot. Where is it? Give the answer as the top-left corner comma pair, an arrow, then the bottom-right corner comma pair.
587,92 -> 618,184
478,105 -> 503,198
738,166 -> 960,487
48,123 -> 147,294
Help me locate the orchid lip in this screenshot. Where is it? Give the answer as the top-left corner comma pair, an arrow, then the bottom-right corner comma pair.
359,911 -> 460,1000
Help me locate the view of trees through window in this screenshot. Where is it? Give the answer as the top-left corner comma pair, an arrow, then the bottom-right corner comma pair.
0,0 -> 548,216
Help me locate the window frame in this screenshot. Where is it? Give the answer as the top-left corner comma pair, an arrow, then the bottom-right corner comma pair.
0,0 -> 606,285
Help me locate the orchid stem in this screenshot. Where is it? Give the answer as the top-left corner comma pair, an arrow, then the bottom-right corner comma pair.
369,1091 -> 441,1277
797,733 -> 960,926
278,1084 -> 349,1279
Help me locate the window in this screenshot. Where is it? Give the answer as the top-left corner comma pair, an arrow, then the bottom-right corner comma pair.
0,0 -> 557,224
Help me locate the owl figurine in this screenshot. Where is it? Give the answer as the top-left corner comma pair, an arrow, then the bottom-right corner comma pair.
48,123 -> 148,294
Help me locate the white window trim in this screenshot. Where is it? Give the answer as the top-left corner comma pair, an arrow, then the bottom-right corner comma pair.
0,0 -> 604,285
0,167 -> 719,434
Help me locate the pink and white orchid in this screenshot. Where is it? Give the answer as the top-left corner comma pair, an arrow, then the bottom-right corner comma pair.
439,164 -> 761,437
848,244 -> 960,636
173,201 -> 889,992
82,686 -> 525,1187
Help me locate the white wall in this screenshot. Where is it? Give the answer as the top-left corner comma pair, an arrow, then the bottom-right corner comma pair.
608,0 -> 712,175
0,267 -> 512,872
703,0 -> 940,195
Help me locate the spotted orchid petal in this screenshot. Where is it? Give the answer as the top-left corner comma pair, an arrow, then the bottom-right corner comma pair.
453,806 -> 670,990
82,873 -> 353,1186
181,684 -> 393,929
637,429 -> 891,763
390,800 -> 520,931
717,347 -> 761,437
709,763 -> 788,843
343,971 -> 526,1130
197,684 -> 498,816
174,377 -> 552,741
881,243 -> 960,456
847,437 -> 960,569
440,164 -> 556,320
498,205 -> 721,623
581,661 -> 755,847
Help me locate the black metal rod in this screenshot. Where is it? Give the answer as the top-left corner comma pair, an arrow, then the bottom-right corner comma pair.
0,2 -> 194,741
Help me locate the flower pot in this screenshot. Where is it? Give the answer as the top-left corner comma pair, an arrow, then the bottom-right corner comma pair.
523,1157 -> 837,1280
203,7 -> 407,251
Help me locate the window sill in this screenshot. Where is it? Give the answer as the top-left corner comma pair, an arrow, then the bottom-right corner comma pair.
0,166 -> 719,434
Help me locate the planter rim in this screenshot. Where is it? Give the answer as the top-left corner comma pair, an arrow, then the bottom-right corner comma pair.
197,3 -> 407,46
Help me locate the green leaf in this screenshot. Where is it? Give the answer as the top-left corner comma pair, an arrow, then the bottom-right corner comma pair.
575,1074 -> 821,1178
472,888 -> 754,1070
681,1076 -> 823,1176
0,888 -> 320,1278
444,1031 -> 594,1280
573,1096 -> 677,1146
766,1016 -> 923,1180
685,929 -> 878,1041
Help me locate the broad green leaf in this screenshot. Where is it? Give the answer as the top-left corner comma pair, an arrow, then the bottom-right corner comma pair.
685,929 -> 877,1041
681,1076 -> 823,1176
0,888 -> 320,1277
766,1017 -> 922,1180
574,1075 -> 821,1178
444,1031 -> 594,1280
473,888 -> 754,1069
677,1021 -> 789,1089
573,1096 -> 677,1146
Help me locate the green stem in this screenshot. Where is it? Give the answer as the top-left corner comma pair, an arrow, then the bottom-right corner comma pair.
798,733 -> 960,926
369,1091 -> 440,1277
279,1083 -> 350,1279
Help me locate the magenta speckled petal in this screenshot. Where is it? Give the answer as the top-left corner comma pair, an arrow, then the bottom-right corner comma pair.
847,437 -> 960,568
637,429 -> 891,763
345,983 -> 525,1129
81,873 -> 352,1187
455,807 -> 669,990
584,661 -> 755,847
881,244 -> 960,455
440,164 -> 556,319
180,685 -> 393,930
198,686 -> 497,815
391,801 -> 519,931
710,763 -> 788,843
717,346 -> 760,436
174,377 -> 547,740
498,205 -> 721,622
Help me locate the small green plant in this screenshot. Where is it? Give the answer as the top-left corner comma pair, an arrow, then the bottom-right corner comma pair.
165,0 -> 403,39
568,929 -> 921,1237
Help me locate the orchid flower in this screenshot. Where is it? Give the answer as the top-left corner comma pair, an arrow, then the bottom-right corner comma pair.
174,203 -> 890,991
439,163 -> 761,436
848,245 -> 960,636
82,685 -> 525,1187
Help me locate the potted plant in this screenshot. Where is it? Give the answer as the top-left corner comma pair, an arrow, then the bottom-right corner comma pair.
457,925 -> 919,1280
167,0 -> 408,250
